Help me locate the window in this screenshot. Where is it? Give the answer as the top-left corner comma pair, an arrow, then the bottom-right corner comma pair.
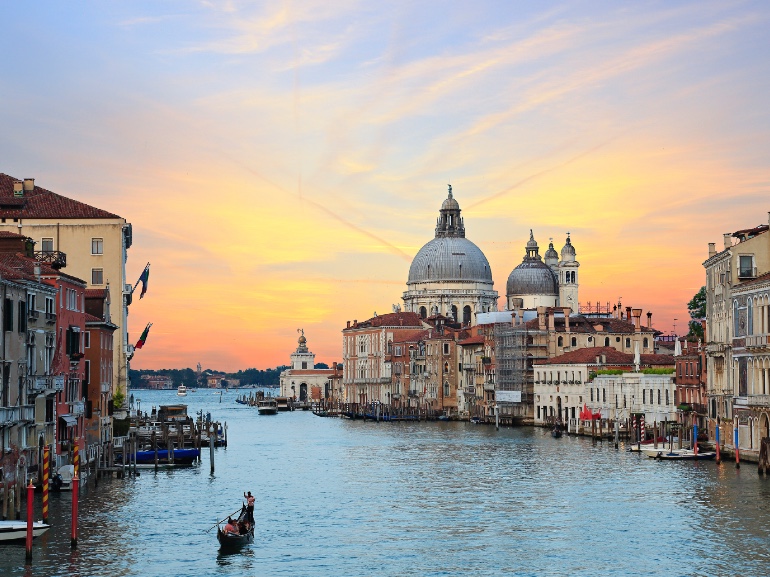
590,389 -> 594,401
91,238 -> 104,255
602,388 -> 606,402
557,336 -> 563,347
643,337 -> 649,348
643,390 -> 646,404
92,268 -> 104,285
84,331 -> 91,349
41,238 -> 54,252
301,361 -> 307,369
625,338 -> 631,348
665,390 -> 669,405
394,346 -> 402,356
739,255 -> 754,278
604,337 -> 610,346
3,298 -> 12,332
571,337 -> 577,347
84,360 -> 90,386
443,343 -> 450,355
17,300 -> 26,334
747,299 -> 754,335
657,390 -> 661,404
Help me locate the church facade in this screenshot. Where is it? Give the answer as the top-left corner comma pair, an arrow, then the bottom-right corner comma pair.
279,331 -> 336,402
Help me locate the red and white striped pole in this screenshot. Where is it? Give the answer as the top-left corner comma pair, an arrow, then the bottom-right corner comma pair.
71,474 -> 79,548
25,480 -> 34,561
42,447 -> 49,524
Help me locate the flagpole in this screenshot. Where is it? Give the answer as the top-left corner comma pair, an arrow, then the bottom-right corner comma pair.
132,262 -> 150,293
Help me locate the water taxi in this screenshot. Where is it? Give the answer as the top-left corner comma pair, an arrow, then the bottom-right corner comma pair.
257,398 -> 278,415
177,385 -> 188,396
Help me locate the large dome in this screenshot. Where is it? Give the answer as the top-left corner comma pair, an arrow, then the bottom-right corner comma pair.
408,236 -> 493,284
506,260 -> 557,295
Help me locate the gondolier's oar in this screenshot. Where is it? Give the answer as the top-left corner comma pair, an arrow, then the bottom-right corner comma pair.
205,507 -> 243,533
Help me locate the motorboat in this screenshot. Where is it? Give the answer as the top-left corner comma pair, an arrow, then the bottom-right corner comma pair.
131,448 -> 201,466
257,398 -> 278,415
50,464 -> 75,491
177,385 -> 188,396
0,519 -> 50,542
642,447 -> 716,460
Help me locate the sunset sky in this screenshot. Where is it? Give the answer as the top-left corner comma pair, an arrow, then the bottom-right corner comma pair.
1,2 -> 769,371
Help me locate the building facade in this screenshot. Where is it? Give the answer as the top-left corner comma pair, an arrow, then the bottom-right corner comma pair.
279,331 -> 337,402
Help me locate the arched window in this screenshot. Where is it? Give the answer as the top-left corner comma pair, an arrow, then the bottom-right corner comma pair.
558,336 -> 564,347
571,337 -> 577,347
419,306 -> 427,319
604,337 -> 610,346
625,338 -> 631,348
643,337 -> 649,349
734,300 -> 740,337
451,305 -> 458,321
444,381 -> 450,397
748,298 -> 754,335
463,305 -> 471,325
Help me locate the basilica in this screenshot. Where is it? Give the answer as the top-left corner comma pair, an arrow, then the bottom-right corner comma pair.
402,185 -> 580,323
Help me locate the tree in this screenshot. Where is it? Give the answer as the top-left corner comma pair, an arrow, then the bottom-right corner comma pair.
687,286 -> 706,339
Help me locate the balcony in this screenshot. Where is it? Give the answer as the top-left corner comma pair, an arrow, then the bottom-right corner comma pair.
483,383 -> 495,392
70,401 -> 85,416
101,382 -> 111,394
747,395 -> 770,407
34,250 -> 67,269
0,406 -> 19,423
45,312 -> 57,324
463,363 -> 475,371
746,334 -> 769,349
20,405 -> 35,421
28,309 -> 40,320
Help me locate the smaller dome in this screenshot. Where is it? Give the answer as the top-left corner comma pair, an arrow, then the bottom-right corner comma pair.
506,260 -> 558,296
525,229 -> 538,251
560,234 -> 576,261
544,240 -> 558,266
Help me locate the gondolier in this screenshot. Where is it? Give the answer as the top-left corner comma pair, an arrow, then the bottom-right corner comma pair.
244,491 -> 255,523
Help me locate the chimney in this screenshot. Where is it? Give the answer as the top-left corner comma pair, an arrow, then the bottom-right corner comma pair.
12,180 -> 23,197
23,178 -> 34,192
34,263 -> 41,282
647,311 -> 652,328
632,309 -> 642,331
596,356 -> 600,365
547,309 -> 555,331
537,306 -> 546,330
708,242 -> 716,258
346,321 -> 350,329
723,233 -> 731,250
625,306 -> 632,322
563,307 -> 571,332
601,354 -> 606,364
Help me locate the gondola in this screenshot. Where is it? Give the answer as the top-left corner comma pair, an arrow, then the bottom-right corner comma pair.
216,505 -> 255,549
551,427 -> 563,438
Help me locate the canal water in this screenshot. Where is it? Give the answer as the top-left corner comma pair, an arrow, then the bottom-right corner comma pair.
1,389 -> 769,576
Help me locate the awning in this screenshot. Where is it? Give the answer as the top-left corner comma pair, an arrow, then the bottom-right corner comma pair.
59,414 -> 78,427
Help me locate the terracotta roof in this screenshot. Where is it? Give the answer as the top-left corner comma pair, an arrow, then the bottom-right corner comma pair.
0,231 -> 25,238
458,335 -> 485,345
392,330 -> 431,344
536,346 -> 675,366
0,253 -> 86,285
84,313 -> 101,322
345,312 -> 424,330
0,174 -> 122,219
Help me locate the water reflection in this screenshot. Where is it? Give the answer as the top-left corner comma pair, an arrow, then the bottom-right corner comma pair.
1,390 -> 770,576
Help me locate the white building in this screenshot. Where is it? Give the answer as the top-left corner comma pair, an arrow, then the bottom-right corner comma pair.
280,331 -> 336,402
533,347 -> 676,426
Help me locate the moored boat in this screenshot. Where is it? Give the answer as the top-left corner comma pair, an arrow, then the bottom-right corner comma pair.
551,427 -> 563,438
0,520 -> 50,542
642,447 -> 716,460
257,398 -> 278,415
275,397 -> 291,411
217,506 -> 254,550
126,448 -> 200,466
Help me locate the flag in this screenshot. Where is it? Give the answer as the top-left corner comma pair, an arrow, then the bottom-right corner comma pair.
135,323 -> 152,349
133,263 -> 150,299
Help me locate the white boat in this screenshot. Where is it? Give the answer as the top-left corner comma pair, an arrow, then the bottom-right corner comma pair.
177,385 -> 188,396
643,447 -> 717,460
257,398 -> 278,415
0,520 -> 50,542
50,464 -> 76,491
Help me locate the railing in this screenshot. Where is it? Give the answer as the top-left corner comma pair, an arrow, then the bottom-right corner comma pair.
101,382 -> 111,394
45,312 -> 56,324
483,383 -> 495,392
20,405 -> 35,421
463,363 -> 475,371
33,250 -> 67,269
28,309 -> 40,320
70,401 -> 85,416
746,334 -> 769,348
747,395 -> 770,407
0,406 -> 19,423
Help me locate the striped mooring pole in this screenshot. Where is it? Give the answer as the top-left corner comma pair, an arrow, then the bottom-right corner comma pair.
42,447 -> 50,524
73,438 -> 80,478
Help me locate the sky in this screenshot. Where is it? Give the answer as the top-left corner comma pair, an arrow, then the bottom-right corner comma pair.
1,1 -> 769,371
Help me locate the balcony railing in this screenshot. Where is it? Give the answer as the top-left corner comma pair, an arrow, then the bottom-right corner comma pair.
0,406 -> 19,423
34,250 -> 67,269
20,404 -> 35,421
746,334 -> 769,348
463,363 -> 475,371
28,309 -> 40,320
70,401 -> 85,416
101,382 -> 111,394
747,395 -> 770,407
45,312 -> 57,324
